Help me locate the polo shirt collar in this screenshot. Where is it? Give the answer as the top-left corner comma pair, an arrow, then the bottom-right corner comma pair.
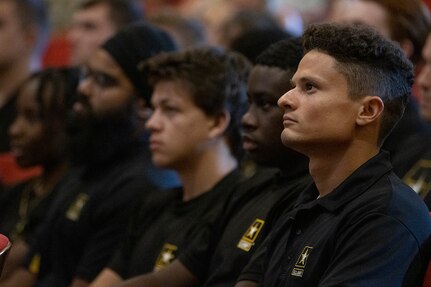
295,151 -> 393,213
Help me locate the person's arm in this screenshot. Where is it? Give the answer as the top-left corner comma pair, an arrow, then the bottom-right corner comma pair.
90,268 -> 123,287
116,260 -> 199,287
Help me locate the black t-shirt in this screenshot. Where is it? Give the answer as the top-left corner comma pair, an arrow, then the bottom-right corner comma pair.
24,144 -> 172,286
384,97 -> 431,173
178,166 -> 311,287
0,177 -> 61,245
108,169 -> 242,279
386,130 -> 431,210
239,152 -> 431,287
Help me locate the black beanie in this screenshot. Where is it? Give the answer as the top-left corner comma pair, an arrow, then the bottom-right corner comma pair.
102,21 -> 177,103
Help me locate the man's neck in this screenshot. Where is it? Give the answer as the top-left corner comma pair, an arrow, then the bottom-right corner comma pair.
0,60 -> 31,108
308,143 -> 379,197
178,142 -> 238,202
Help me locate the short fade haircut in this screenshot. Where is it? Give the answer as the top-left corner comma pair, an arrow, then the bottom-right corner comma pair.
302,23 -> 414,146
141,47 -> 251,159
255,37 -> 303,78
76,0 -> 143,29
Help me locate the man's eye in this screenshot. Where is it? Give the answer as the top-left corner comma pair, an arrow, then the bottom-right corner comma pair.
256,99 -> 277,109
80,68 -> 118,88
93,73 -> 117,88
305,82 -> 314,91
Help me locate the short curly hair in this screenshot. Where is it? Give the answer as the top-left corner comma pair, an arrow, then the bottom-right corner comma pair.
255,37 -> 303,75
141,47 -> 251,159
302,23 -> 414,146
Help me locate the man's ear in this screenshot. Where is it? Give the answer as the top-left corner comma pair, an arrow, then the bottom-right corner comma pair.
208,110 -> 231,139
356,96 -> 384,126
136,98 -> 152,122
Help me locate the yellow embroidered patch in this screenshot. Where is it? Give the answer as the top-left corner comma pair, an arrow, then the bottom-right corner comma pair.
237,219 -> 265,252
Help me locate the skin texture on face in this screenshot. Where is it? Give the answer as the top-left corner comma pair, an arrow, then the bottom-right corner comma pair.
67,4 -> 117,66
329,0 -> 391,38
242,65 -> 294,167
0,0 -> 32,69
278,50 -> 361,155
146,80 -> 217,170
76,48 -> 135,119
9,79 -> 62,168
418,34 -> 431,123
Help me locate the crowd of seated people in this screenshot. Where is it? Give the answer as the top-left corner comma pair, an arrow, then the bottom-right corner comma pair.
1,0 -> 431,287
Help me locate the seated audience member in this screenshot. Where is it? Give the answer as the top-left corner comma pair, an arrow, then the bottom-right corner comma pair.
90,46 -> 251,287
0,0 -> 50,189
230,27 -> 292,64
0,68 -> 79,280
149,10 -> 207,50
67,0 -> 143,66
327,0 -> 431,178
415,31 -> 431,207
104,38 -> 312,287
218,10 -> 282,49
1,22 -> 179,287
236,23 -> 431,287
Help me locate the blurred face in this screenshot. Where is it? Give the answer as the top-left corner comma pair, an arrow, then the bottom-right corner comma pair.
67,4 -> 117,66
146,80 -> 216,170
418,34 -> 431,123
77,48 -> 135,119
329,0 -> 391,38
9,79 -> 64,167
0,1 -> 31,68
241,65 -> 293,166
278,50 -> 360,154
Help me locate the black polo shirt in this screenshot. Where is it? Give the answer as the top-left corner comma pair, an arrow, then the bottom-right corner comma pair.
239,151 -> 431,287
108,169 -> 241,279
177,165 -> 311,287
0,178 -> 61,245
23,143 -> 178,286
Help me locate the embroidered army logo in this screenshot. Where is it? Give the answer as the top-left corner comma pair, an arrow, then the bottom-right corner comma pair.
403,159 -> 431,197
291,246 -> 313,277
66,193 -> 89,221
237,219 -> 265,252
154,243 -> 178,271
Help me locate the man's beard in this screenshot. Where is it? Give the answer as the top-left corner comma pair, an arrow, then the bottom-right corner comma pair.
67,97 -> 138,167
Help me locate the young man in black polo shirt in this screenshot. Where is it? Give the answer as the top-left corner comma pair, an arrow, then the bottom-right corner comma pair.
90,47 -> 251,286
236,23 -> 431,287
110,38 -> 311,287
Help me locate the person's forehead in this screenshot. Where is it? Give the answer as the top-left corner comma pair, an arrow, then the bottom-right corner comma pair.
74,3 -> 112,22
87,49 -> 122,73
329,0 -> 390,37
296,51 -> 336,74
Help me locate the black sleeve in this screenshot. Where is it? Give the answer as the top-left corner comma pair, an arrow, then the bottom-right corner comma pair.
236,234 -> 269,283
108,189 -> 177,279
177,221 -> 219,281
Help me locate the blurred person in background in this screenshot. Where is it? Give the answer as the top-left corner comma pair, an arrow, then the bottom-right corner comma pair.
0,0 -> 50,192
67,0 -> 143,66
0,67 -> 79,281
